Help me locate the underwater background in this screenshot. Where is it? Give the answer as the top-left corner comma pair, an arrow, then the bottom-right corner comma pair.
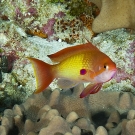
0,0 -> 135,135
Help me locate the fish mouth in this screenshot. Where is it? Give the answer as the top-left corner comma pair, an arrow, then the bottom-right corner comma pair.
103,69 -> 117,82
94,69 -> 117,83
109,69 -> 117,80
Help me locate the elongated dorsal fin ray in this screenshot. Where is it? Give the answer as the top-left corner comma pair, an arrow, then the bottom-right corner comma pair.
48,42 -> 99,62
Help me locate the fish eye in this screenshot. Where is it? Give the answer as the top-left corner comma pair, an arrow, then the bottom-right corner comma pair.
104,65 -> 106,68
104,64 -> 108,69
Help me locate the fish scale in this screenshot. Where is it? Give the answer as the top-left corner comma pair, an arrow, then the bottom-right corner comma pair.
56,53 -> 85,80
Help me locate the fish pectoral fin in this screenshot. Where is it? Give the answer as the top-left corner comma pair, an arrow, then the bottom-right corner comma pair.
57,78 -> 78,89
80,83 -> 103,98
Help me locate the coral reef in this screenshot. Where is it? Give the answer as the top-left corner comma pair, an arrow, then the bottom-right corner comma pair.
0,25 -> 135,116
0,0 -> 94,42
91,29 -> 135,94
54,17 -> 83,43
0,1 -> 135,134
1,0 -> 93,103
0,84 -> 135,135
0,55 -> 15,73
89,0 -> 135,33
0,22 -> 35,112
66,0 -> 99,17
0,55 -> 15,83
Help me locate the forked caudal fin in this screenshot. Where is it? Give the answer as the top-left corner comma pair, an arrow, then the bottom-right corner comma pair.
27,57 -> 54,93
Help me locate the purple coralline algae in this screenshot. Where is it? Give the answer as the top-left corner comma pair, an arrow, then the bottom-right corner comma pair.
114,40 -> 135,88
41,18 -> 56,39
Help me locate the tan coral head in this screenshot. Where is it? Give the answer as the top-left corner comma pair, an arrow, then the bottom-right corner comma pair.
89,0 -> 135,33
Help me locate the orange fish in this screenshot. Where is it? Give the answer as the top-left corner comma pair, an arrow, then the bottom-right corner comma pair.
28,42 -> 116,98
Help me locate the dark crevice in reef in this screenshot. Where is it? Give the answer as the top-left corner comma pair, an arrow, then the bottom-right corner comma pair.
91,111 -> 109,128
120,112 -> 127,119
8,125 -> 19,135
81,129 -> 93,135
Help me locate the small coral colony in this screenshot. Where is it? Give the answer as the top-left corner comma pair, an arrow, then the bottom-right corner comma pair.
0,0 -> 135,111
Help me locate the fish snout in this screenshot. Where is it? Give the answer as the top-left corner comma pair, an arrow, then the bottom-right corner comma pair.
110,69 -> 117,79
94,69 -> 117,83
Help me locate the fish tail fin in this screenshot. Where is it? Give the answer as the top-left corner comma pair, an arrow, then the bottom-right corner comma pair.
27,57 -> 55,93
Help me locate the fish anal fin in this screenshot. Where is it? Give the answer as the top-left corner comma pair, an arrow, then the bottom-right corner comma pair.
27,57 -> 54,93
48,42 -> 99,62
57,78 -> 78,89
80,83 -> 103,98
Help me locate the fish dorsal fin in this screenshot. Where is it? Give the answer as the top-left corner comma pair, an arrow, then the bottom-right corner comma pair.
48,42 -> 99,62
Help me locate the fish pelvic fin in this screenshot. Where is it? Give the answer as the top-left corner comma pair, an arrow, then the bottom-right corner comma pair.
57,78 -> 78,90
80,83 -> 103,98
27,57 -> 54,94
